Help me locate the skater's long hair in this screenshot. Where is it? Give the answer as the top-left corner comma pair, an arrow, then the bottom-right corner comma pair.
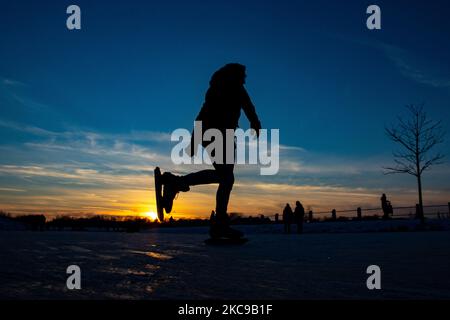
209,63 -> 246,88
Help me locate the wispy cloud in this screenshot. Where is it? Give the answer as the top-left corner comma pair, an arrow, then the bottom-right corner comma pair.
333,34 -> 450,89
0,187 -> 25,192
10,94 -> 52,111
0,119 -> 58,137
1,78 -> 26,87
0,119 -> 171,143
378,43 -> 450,88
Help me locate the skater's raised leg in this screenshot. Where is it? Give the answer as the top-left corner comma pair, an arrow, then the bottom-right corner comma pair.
161,164 -> 242,238
162,169 -> 219,213
162,163 -> 232,213
183,169 -> 220,186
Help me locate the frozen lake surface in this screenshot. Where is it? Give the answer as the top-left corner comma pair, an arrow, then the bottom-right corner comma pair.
1,225 -> 450,299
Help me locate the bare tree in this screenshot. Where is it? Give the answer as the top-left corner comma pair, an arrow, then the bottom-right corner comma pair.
384,104 -> 445,223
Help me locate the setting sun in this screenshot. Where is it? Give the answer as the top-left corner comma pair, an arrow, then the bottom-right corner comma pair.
143,211 -> 158,221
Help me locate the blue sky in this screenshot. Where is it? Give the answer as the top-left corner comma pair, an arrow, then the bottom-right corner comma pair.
1,0 -> 450,218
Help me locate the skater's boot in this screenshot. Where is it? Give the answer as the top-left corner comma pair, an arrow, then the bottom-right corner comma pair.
209,212 -> 243,239
162,172 -> 190,213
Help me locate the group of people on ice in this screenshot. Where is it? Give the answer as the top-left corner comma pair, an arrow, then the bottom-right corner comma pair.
282,201 -> 306,234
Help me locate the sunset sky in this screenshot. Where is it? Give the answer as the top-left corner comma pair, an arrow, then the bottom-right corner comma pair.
1,0 -> 450,219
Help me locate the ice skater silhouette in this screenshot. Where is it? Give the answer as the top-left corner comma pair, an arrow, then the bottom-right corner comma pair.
155,63 -> 261,239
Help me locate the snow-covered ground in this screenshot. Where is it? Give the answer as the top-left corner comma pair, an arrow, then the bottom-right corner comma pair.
1,222 -> 450,299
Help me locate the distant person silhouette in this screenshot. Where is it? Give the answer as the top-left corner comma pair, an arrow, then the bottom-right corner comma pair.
357,207 -> 362,220
283,203 -> 293,233
331,209 -> 337,221
308,210 -> 313,222
381,193 -> 393,219
159,63 -> 261,239
294,201 -> 305,234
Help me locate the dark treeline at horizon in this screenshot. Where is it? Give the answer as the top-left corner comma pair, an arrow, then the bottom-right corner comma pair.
3,209 -> 444,233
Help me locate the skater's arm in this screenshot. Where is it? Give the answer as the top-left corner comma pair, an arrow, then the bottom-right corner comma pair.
241,87 -> 261,136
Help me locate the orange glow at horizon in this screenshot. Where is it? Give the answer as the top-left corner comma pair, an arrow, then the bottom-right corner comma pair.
142,211 -> 158,220
2,178 -> 450,220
